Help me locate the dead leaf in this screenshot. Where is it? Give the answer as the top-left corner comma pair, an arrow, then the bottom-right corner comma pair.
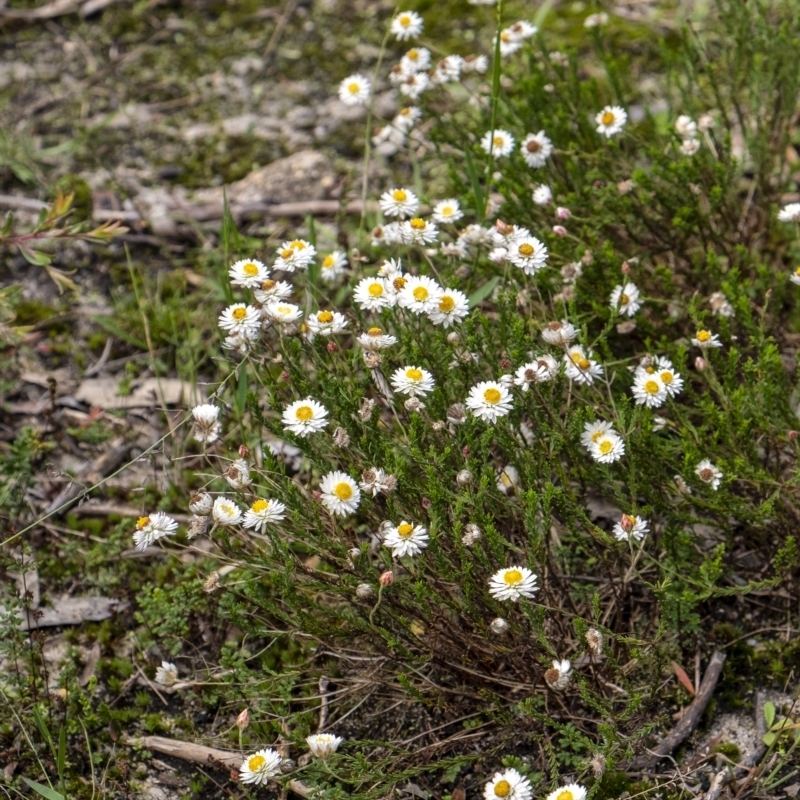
672,661 -> 696,695
4,596 -> 129,630
783,782 -> 799,798
80,640 -> 102,686
74,377 -> 201,409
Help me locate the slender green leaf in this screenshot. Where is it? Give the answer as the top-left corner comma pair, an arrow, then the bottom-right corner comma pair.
468,276 -> 500,308
57,725 -> 66,779
22,778 -> 65,800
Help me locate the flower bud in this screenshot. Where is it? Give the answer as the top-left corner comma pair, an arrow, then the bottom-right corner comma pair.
555,206 -> 571,220
790,430 -> 799,440
404,397 -> 424,413
462,523 -> 482,546
694,356 -> 708,371
326,341 -> 339,353
356,583 -> 374,599
457,469 -> 473,486
552,225 -> 567,237
349,547 -> 362,561
203,571 -> 220,593
379,570 -> 394,587
490,617 -> 509,636
333,427 -> 350,447
238,444 -> 250,459
586,627 -> 604,656
236,708 -> 250,730
280,370 -> 291,382
446,331 -> 461,345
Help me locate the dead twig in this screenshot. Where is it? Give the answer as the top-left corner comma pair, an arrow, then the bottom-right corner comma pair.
630,651 -> 727,769
124,735 -> 313,796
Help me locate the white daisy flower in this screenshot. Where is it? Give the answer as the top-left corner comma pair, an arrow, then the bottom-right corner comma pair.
431,54 -> 464,84
427,287 -> 470,327
218,303 -> 261,335
391,366 -> 435,397
383,521 -> 430,558
499,30 -> 522,57
680,138 -> 701,156
507,20 -> 537,39
273,239 -> 315,272
133,512 -> 178,550
584,11 -> 608,27
394,106 -> 422,130
192,404 -> 221,444
155,661 -> 178,686
564,346 -> 604,385
229,258 -> 268,288
513,356 -> 559,389
212,496 -> 243,526
357,327 -> 398,350
431,199 -> 464,224
305,310 -> 349,337
675,115 -> 697,138
338,73 -> 371,106
480,129 -> 515,157
778,202 -> 800,222
509,235 -> 548,275
532,184 -> 552,205
401,217 -> 439,244
462,53 -> 489,72
380,187 -> 420,219
692,329 -> 723,349
354,277 -> 393,311
595,105 -> 628,137
265,301 -> 303,326
239,749 -> 282,786
398,275 -> 442,314
282,398 -> 328,437
391,10 -> 423,40
319,471 -> 361,516
243,498 -> 287,532
189,492 -> 213,516
496,464 -> 520,495
639,356 -> 683,397
581,420 -> 617,449
398,71 -> 430,99
541,320 -> 578,346
484,770 -> 532,800
222,331 -> 258,355
521,131 -> 553,168
253,279 -> 292,304
359,468 -> 397,497
306,733 -> 343,758
225,459 -> 252,490
709,291 -> 735,317
488,567 -> 538,602
791,267 -> 800,286
590,433 -> 625,463
609,282 -> 641,316
466,381 -> 513,423
695,459 -> 723,490
320,251 -> 348,282
613,513 -> 649,542
400,47 -> 431,73
545,658 -> 572,690
545,784 -> 587,800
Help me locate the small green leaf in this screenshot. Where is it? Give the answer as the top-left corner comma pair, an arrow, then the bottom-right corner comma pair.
57,725 -> 66,778
469,276 -> 500,308
762,732 -> 776,747
764,701 -> 776,728
22,778 -> 66,800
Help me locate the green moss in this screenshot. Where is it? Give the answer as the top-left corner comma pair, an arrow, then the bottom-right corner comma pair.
12,299 -> 58,326
713,741 -> 742,761
591,771 -> 633,799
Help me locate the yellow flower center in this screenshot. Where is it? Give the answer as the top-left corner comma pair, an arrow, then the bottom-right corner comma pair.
220,503 -> 234,517
502,571 -> 522,586
248,755 -> 266,771
333,482 -> 353,500
290,240 -> 306,250
393,276 -> 407,290
393,189 -> 408,201
484,387 -> 502,404
261,279 -> 276,290
526,140 -> 541,152
397,522 -> 414,538
518,243 -> 534,257
660,371 -> 673,384
136,516 -> 150,530
599,439 -> 613,454
406,368 -> 423,381
368,327 -> 383,336
413,286 -> 429,301
557,791 -> 575,800
281,249 -> 294,259
317,311 -> 334,323
591,429 -> 604,442
409,217 -> 426,230
493,135 -> 504,147
277,305 -> 292,315
295,405 -> 313,421
368,282 -> 384,297
621,293 -> 629,304
399,14 -> 411,26
440,205 -> 453,216
439,295 -> 455,312
400,107 -> 411,116
601,111 -> 615,125
243,262 -> 259,275
408,49 -> 419,60
697,330 -> 711,342
251,499 -> 270,513
795,268 -> 800,277
644,380 -> 660,395
323,255 -> 334,268
500,31 -> 511,42
348,82 -> 361,94
232,307 -> 247,320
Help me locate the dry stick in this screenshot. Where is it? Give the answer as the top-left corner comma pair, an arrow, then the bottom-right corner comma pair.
630,651 -> 727,770
124,736 -> 313,797
317,676 -> 330,733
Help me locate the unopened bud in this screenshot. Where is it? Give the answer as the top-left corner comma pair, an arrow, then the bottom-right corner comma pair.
694,356 -> 708,371
356,583 -> 374,599
236,709 -> 250,730
280,370 -> 291,382
333,427 -> 350,447
326,341 -> 339,353
280,759 -> 296,774
556,206 -> 571,220
446,331 -> 461,345
586,627 -> 604,655
462,523 -> 482,546
552,225 -> 567,237
619,514 -> 635,533
363,351 -> 383,368
790,430 -> 799,440
621,261 -> 630,274
311,490 -> 322,501
405,397 -> 424,413
203,571 -> 220,593
431,420 -> 445,431
495,219 -> 513,236
447,403 -> 466,425
379,570 -> 394,587
359,398 -> 375,421
457,469 -> 473,486
349,546 -> 362,561
490,617 -> 509,636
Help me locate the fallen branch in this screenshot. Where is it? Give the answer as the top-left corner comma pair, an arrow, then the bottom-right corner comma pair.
630,651 -> 727,769
124,736 -> 313,796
